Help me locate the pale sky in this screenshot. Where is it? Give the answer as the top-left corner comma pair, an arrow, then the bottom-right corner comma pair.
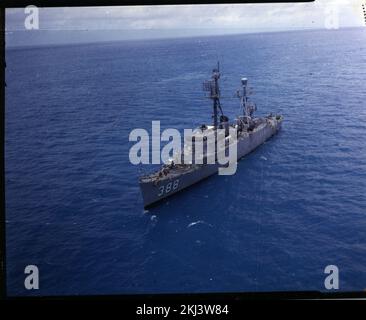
5,0 -> 366,46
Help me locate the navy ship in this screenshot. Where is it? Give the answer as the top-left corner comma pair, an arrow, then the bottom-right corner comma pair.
139,64 -> 283,208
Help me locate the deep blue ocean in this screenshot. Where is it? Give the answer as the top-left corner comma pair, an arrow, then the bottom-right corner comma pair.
5,28 -> 366,296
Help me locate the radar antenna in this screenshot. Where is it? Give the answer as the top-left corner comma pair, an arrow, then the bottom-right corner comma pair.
236,77 -> 256,118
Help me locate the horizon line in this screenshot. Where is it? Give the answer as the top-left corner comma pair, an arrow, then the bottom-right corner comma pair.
6,25 -> 365,50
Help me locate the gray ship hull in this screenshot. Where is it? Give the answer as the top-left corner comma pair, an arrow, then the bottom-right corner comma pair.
139,117 -> 282,208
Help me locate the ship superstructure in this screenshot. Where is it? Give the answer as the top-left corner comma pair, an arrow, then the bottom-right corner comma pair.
139,64 -> 283,208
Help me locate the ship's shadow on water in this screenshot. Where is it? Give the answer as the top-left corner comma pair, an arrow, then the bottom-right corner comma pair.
5,28 -> 366,295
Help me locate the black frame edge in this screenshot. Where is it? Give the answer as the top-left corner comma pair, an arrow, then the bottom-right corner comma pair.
0,6 -> 6,300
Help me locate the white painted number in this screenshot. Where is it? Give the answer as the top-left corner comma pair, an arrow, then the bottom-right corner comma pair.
166,182 -> 172,193
173,179 -> 179,190
157,179 -> 179,197
158,185 -> 164,197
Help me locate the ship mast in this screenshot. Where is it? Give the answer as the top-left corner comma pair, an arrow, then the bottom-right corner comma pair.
237,77 -> 256,118
203,62 -> 222,129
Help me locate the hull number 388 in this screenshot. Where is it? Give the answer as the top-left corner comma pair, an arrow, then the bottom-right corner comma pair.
158,179 -> 179,196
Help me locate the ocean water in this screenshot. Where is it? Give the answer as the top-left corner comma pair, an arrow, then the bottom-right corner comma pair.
5,28 -> 366,296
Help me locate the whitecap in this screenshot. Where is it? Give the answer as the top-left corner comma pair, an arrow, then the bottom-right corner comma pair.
187,220 -> 213,228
